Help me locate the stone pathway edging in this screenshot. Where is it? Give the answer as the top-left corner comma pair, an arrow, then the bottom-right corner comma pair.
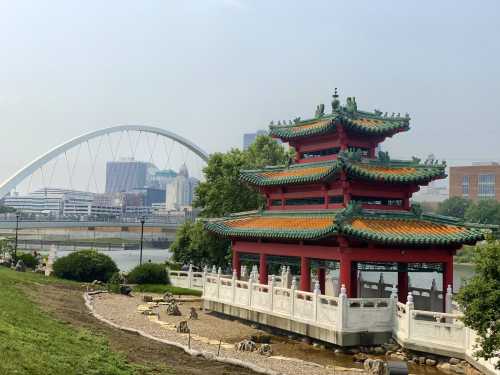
83,292 -> 282,375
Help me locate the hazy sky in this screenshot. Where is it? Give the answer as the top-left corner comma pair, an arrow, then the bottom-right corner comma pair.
1,1 -> 499,191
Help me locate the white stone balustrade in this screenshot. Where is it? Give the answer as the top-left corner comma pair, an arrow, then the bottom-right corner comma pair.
168,269 -> 498,375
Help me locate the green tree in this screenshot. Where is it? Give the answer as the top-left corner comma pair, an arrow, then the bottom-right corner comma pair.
456,238 -> 500,369
194,135 -> 292,217
436,197 -> 472,218
465,199 -> 500,225
174,135 -> 291,267
170,221 -> 230,268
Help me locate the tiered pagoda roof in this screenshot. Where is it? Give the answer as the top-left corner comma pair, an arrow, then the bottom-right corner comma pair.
205,91 -> 490,248
240,158 -> 446,187
269,110 -> 409,140
205,208 -> 485,246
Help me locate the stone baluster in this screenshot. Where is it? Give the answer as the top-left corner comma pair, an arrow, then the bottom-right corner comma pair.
445,284 -> 453,313
390,284 -> 398,325
232,269 -> 237,304
406,292 -> 414,340
290,277 -> 297,318
248,276 -> 253,307
211,265 -> 217,274
269,275 -> 275,312
202,265 -> 208,301
337,284 -> 347,331
313,280 -> 320,322
216,266 -> 222,300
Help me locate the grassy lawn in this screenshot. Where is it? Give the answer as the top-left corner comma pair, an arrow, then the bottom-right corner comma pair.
132,284 -> 202,297
0,267 -> 174,375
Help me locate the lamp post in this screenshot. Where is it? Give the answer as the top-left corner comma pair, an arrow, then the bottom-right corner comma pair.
139,216 -> 145,265
14,212 -> 20,261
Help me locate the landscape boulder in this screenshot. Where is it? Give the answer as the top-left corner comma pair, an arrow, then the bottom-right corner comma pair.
188,307 -> 198,320
257,344 -> 272,356
119,285 -> 132,296
166,302 -> 181,316
15,260 -> 26,272
363,358 -> 385,375
235,339 -> 256,352
143,295 -> 153,302
176,320 -> 190,333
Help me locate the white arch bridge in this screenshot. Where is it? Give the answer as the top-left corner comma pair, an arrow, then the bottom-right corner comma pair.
0,125 -> 209,198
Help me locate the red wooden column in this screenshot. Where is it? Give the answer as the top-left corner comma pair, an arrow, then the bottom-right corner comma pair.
259,253 -> 268,284
350,262 -> 358,298
300,256 -> 311,292
339,253 -> 353,297
318,267 -> 326,294
232,251 -> 241,278
398,270 -> 408,304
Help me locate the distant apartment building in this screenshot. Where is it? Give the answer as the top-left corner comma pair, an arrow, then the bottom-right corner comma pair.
4,188 -> 94,216
105,159 -> 157,193
243,130 -> 268,150
449,162 -> 500,201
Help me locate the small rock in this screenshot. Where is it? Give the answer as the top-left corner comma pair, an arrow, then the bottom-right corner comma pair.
364,358 -> 385,375
373,346 -> 386,355
188,307 -> 198,320
257,343 -> 272,356
163,292 -> 174,303
334,348 -> 344,354
449,358 -> 460,365
450,364 -> 465,374
235,339 -> 256,352
418,356 -> 426,365
119,285 -> 132,296
354,353 -> 368,362
166,302 -> 181,316
176,320 -> 190,333
349,348 -> 360,354
389,353 -> 406,361
426,359 -> 437,366
143,295 -> 153,302
437,362 -> 452,373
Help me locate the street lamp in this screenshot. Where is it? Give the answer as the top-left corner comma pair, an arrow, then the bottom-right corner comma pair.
14,212 -> 20,261
139,216 -> 145,265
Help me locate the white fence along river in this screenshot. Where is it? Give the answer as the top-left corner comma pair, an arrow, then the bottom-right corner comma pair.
169,268 -> 498,375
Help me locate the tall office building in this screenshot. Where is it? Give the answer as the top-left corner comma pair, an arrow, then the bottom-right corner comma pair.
105,159 -> 157,193
165,164 -> 199,210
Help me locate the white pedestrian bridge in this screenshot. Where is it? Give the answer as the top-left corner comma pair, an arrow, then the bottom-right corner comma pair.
169,268 -> 498,375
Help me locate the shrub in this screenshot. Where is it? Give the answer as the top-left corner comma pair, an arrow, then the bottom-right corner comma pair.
107,272 -> 123,294
53,250 -> 118,282
127,263 -> 169,285
17,252 -> 39,269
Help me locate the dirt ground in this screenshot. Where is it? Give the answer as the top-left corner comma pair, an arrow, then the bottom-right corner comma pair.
25,283 -> 256,375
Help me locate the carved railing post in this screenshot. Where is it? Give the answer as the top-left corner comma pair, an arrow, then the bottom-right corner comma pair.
248,277 -> 253,308
269,275 -> 275,312
390,284 -> 398,327
313,280 -> 320,322
232,269 -> 237,304
290,277 -> 296,319
337,284 -> 347,331
188,263 -> 193,289
216,267 -> 221,301
406,292 -> 414,340
445,284 -> 453,313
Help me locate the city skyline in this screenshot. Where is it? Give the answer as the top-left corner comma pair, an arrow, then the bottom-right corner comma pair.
1,1 -> 500,194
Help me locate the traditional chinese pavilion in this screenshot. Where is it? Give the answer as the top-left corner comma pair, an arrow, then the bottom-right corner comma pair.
205,91 -> 484,307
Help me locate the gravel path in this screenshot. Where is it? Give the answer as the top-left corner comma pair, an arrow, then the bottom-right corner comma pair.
92,292 -> 367,375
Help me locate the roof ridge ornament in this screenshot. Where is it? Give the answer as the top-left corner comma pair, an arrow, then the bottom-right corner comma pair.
315,104 -> 325,118
345,96 -> 357,113
331,88 -> 340,112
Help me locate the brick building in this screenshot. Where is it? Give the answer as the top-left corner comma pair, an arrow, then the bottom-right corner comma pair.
449,163 -> 500,201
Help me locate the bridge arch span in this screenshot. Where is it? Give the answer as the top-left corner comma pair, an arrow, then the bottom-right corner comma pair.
0,125 -> 209,198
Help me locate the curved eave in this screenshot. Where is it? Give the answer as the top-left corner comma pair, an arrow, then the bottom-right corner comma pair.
204,221 -> 337,240
344,163 -> 447,184
341,118 -> 409,136
339,220 -> 485,246
239,163 -> 340,187
269,119 -> 335,140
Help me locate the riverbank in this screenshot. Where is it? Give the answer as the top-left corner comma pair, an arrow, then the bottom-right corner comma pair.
0,268 -> 255,375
